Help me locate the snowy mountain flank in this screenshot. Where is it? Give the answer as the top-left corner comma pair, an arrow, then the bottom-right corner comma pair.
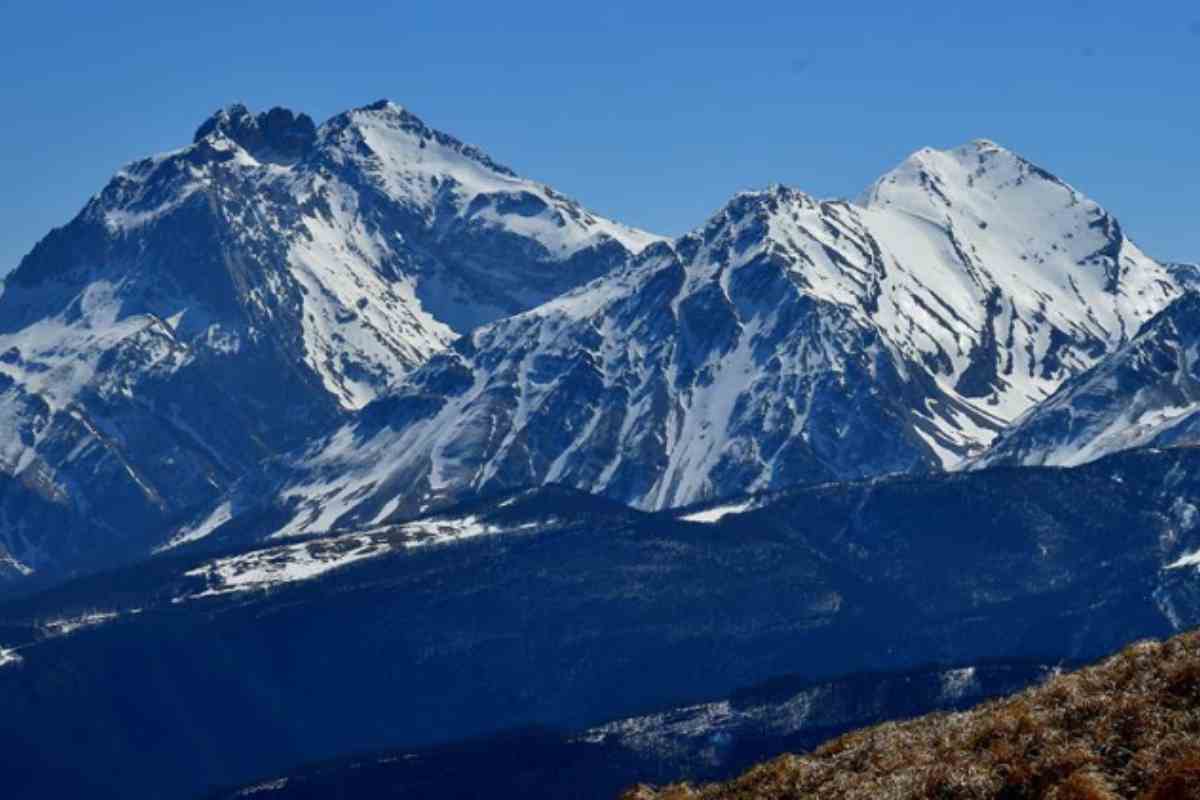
0,101 -> 659,587
976,291 -> 1200,469
199,138 -> 1184,540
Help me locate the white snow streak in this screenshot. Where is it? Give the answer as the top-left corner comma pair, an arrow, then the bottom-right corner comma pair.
679,499 -> 759,524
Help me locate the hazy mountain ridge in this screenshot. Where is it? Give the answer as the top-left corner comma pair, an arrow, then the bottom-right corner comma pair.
627,629 -> 1200,800
206,660 -> 1056,800
4,447 -> 1200,798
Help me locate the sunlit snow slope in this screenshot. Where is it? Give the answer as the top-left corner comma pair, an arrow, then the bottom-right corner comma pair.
975,292 -> 1200,469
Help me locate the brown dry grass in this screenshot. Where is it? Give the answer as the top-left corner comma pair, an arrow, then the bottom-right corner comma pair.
623,631 -> 1200,800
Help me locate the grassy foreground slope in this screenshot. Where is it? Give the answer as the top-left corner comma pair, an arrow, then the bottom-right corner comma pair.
624,630 -> 1200,800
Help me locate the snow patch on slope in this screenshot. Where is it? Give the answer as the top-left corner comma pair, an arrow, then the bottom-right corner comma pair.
0,647 -> 21,669
183,534 -> 389,599
160,500 -> 236,551
0,552 -> 34,577
679,499 -> 761,524
180,512 -> 542,599
1167,550 -> 1200,571
41,611 -> 120,637
940,666 -> 979,700
583,686 -> 824,751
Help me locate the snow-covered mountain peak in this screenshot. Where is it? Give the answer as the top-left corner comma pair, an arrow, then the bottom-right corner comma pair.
677,184 -> 823,273
861,138 -> 1075,214
852,139 -> 1176,414
312,101 -> 663,260
320,99 -> 520,179
0,99 -> 665,588
711,184 -> 818,222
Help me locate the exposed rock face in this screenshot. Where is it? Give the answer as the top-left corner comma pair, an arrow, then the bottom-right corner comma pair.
191,104 -> 318,162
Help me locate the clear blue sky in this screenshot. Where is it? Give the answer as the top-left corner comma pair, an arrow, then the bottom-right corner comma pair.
3,1 -> 1198,274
